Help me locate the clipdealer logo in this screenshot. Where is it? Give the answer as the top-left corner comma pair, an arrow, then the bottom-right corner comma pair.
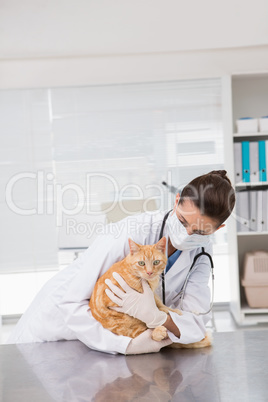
5,171 -> 171,236
5,170 -> 236,239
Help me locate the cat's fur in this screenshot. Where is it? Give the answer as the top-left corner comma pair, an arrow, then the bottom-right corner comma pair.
89,237 -> 211,348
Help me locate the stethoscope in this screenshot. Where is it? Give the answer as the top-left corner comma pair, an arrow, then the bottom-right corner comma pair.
160,211 -> 215,316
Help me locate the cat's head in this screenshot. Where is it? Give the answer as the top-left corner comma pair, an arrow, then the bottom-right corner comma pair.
126,237 -> 167,281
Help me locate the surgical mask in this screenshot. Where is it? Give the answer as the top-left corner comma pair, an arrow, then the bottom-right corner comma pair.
166,211 -> 211,250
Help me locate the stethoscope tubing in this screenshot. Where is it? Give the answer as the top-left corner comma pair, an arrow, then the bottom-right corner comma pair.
160,211 -> 214,315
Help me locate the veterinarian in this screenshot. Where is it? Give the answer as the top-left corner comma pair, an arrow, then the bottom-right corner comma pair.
8,170 -> 235,355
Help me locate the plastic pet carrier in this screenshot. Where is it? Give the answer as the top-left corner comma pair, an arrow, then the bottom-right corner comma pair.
241,251 -> 268,308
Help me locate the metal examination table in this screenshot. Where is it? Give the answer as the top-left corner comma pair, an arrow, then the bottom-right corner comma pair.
1,330 -> 267,401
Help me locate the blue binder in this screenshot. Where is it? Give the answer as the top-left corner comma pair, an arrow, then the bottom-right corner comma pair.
258,141 -> 267,182
242,141 -> 250,182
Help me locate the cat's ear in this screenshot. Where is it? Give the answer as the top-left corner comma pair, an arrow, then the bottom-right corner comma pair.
154,237 -> 167,254
128,238 -> 141,255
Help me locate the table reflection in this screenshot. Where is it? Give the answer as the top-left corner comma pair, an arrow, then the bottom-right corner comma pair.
17,341 -> 218,401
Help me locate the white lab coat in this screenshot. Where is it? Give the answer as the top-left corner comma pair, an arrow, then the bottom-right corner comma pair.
8,210 -> 213,354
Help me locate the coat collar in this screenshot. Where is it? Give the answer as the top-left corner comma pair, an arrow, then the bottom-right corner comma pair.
162,216 -> 192,279
164,247 -> 192,281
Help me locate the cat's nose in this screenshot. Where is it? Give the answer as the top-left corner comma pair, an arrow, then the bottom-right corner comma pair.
147,272 -> 153,276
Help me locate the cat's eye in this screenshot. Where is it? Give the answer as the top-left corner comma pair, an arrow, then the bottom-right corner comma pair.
138,261 -> 145,266
153,260 -> 160,265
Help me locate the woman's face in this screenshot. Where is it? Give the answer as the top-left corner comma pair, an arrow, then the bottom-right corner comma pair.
173,195 -> 224,236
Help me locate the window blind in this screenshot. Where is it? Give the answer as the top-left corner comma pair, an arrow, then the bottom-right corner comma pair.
0,78 -> 224,273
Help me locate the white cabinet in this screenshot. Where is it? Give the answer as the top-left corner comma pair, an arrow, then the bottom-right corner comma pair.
225,73 -> 268,325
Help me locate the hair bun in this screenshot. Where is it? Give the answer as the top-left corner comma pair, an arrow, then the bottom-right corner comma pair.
210,169 -> 227,177
209,170 -> 231,184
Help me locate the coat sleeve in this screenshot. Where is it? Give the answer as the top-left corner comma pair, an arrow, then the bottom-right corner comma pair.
168,244 -> 213,344
56,219 -> 143,355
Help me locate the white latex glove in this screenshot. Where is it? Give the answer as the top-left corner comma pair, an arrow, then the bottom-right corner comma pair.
124,329 -> 172,355
105,272 -> 167,328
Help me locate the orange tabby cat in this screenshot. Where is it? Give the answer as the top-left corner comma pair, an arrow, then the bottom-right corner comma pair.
89,237 -> 211,348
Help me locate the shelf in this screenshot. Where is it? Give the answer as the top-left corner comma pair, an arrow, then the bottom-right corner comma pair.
241,306 -> 268,314
240,306 -> 268,325
239,304 -> 268,325
233,132 -> 268,138
230,73 -> 268,327
235,182 -> 268,188
237,231 -> 268,236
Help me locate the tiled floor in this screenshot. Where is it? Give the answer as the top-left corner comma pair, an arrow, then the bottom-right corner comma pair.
1,309 -> 268,345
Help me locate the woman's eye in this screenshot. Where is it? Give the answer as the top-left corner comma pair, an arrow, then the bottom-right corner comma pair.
153,260 -> 160,265
138,261 -> 145,266
179,219 -> 187,228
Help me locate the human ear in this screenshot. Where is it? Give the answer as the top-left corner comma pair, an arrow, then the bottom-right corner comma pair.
172,193 -> 180,213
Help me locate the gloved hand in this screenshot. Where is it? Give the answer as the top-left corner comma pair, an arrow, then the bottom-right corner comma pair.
105,272 -> 167,328
124,329 -> 172,355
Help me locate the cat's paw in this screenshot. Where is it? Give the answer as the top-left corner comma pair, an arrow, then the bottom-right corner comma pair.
151,326 -> 168,341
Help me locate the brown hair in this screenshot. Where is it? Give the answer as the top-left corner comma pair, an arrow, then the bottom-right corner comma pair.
179,170 -> 235,226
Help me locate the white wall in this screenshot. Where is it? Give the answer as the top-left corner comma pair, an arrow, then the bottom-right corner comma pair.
1,0 -> 268,89
1,46 -> 268,89
1,0 -> 268,57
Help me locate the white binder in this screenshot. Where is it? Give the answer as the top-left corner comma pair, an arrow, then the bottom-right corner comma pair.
249,191 -> 257,232
257,191 -> 264,232
249,141 -> 259,183
262,190 -> 268,232
235,192 -> 242,232
234,142 -> 242,183
236,191 -> 250,232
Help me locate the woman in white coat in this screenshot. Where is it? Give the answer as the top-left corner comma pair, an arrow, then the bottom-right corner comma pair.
8,170 -> 235,355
